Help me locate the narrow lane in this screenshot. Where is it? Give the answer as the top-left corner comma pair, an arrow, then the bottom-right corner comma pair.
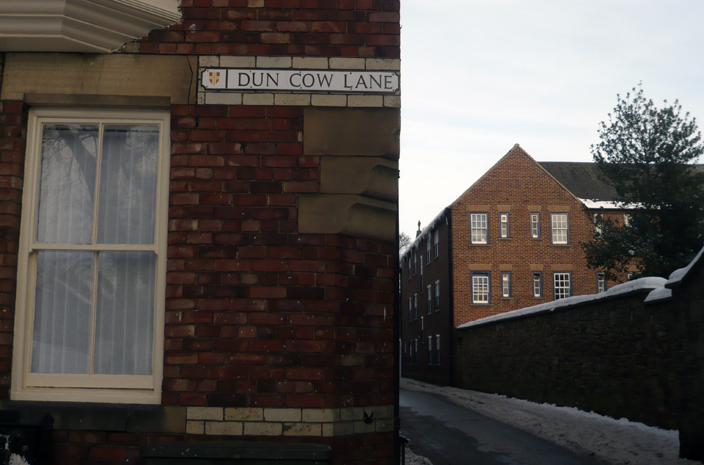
400,388 -> 606,465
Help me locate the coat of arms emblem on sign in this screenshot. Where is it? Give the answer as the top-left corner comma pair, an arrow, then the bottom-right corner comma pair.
209,71 -> 220,85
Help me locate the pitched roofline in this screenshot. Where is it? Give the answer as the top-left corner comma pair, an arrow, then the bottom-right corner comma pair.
449,143 -> 586,209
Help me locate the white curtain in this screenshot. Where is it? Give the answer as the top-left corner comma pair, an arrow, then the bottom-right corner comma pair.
31,124 -> 159,376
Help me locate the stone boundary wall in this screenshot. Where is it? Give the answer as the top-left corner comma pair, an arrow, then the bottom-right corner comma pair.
456,285 -> 684,431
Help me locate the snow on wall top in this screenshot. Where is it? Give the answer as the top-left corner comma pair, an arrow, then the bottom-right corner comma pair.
666,244 -> 704,285
457,277 -> 668,330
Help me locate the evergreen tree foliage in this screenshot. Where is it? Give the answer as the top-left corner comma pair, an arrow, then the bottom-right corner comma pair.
582,84 -> 704,280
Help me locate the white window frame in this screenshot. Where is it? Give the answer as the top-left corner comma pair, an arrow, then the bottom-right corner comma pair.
553,272 -> 572,300
470,213 -> 488,244
532,272 -> 543,298
594,213 -> 603,236
501,271 -> 511,298
530,212 -> 540,239
426,238 -> 431,263
11,108 -> 170,404
433,230 -> 439,258
597,272 -> 606,293
499,213 -> 509,238
551,213 -> 569,245
471,272 -> 490,304
408,297 -> 413,321
434,279 -> 440,311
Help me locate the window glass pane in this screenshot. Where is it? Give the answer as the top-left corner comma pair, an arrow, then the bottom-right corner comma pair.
435,281 -> 440,309
554,273 -> 571,300
500,214 -> 508,238
552,214 -> 568,244
472,274 -> 489,303
597,273 -> 606,293
97,125 -> 159,245
36,125 -> 98,244
531,213 -> 540,238
533,273 -> 542,297
502,273 -> 510,297
31,251 -> 93,374
95,251 -> 156,375
471,214 -> 487,244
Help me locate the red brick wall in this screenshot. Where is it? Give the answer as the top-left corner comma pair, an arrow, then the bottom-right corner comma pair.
450,145 -> 625,327
162,104 -> 395,410
1,1 -> 399,463
124,0 -> 400,58
0,100 -> 26,401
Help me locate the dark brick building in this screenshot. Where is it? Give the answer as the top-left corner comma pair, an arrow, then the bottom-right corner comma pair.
401,144 -> 630,385
0,1 -> 401,463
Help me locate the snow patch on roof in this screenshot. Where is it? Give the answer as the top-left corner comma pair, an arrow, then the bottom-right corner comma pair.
400,208 -> 449,263
458,277 -> 668,329
666,245 -> 704,285
579,199 -> 638,210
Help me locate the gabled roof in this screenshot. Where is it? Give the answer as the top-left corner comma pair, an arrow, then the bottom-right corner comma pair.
538,162 -> 617,201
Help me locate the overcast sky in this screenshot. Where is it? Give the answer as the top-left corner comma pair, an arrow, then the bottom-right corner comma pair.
399,1 -> 704,236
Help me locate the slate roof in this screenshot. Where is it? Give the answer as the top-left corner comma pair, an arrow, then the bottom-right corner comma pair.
539,162 -> 704,202
538,162 -> 617,201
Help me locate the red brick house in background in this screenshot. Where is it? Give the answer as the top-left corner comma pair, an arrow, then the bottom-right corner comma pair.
0,1 -> 400,463
401,145 -> 630,385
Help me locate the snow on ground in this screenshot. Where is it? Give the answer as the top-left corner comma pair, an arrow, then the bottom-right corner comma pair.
401,378 -> 700,465
404,446 -> 433,465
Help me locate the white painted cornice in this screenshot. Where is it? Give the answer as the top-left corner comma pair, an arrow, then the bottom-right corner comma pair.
0,0 -> 181,53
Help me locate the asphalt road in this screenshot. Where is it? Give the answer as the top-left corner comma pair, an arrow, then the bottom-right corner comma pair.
400,388 -> 606,465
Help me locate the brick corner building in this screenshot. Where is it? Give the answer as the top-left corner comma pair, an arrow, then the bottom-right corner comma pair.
401,144 -> 630,386
0,1 -> 401,463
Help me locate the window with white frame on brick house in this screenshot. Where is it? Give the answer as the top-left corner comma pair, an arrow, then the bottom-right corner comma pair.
530,212 -> 541,239
12,108 -> 170,404
501,271 -> 511,298
553,272 -> 572,300
597,272 -> 607,293
551,213 -> 570,244
413,293 -> 418,320
470,213 -> 488,244
408,297 -> 412,321
426,238 -> 431,263
426,284 -> 432,314
499,213 -> 509,238
413,251 -> 417,275
433,229 -> 439,258
532,272 -> 543,298
471,271 -> 490,304
434,279 -> 440,311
